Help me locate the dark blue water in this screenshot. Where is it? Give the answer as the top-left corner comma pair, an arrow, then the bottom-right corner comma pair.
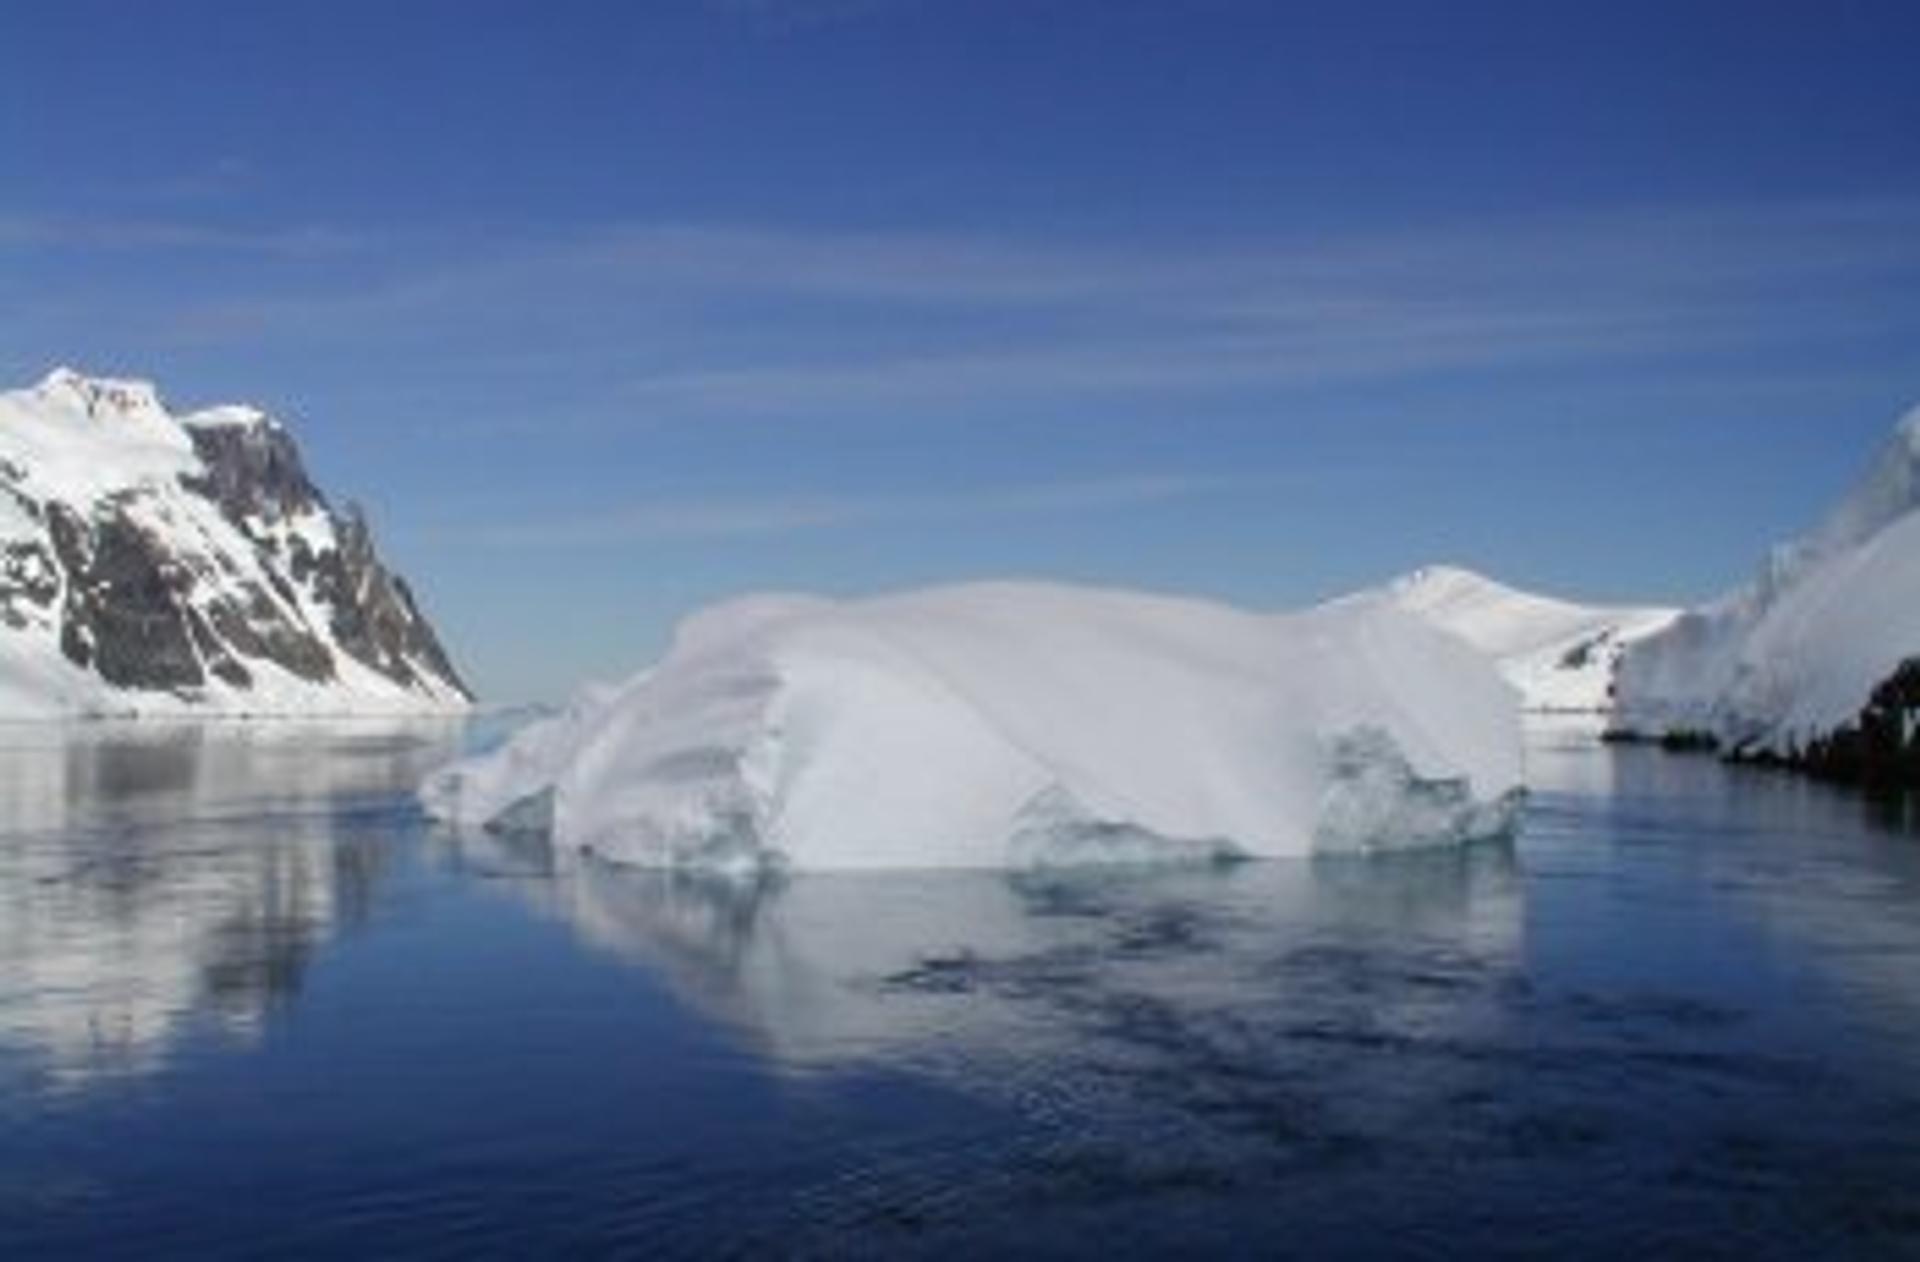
3,721 -> 1920,1258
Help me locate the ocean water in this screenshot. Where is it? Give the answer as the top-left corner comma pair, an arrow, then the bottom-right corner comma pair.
2,721 -> 1919,1258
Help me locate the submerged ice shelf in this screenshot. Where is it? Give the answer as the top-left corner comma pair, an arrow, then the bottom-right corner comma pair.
424,582 -> 1524,871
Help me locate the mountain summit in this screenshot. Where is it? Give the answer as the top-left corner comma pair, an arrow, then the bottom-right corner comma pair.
1380,564 -> 1676,720
0,369 -> 470,717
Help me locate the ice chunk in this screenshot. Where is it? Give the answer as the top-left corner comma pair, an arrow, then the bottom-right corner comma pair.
1313,725 -> 1521,853
425,582 -> 1525,870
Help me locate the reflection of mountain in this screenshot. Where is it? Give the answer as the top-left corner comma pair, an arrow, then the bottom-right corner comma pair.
0,722 -> 460,1090
449,826 -> 1523,1108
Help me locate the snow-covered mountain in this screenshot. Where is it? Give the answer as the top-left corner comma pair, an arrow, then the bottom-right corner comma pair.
1382,565 -> 1677,719
0,369 -> 470,717
424,581 -> 1523,871
1611,405 -> 1920,781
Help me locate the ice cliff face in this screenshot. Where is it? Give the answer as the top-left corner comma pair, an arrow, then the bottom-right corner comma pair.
1381,565 -> 1676,720
424,582 -> 1524,871
0,369 -> 470,717
1611,405 -> 1920,780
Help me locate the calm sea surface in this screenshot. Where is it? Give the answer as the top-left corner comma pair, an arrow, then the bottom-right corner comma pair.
3,720 -> 1919,1258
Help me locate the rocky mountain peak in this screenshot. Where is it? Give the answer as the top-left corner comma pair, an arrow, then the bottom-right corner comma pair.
35,367 -> 168,425
179,407 -> 323,524
0,371 -> 471,717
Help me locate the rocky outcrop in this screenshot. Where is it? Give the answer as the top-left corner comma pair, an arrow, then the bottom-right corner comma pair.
314,504 -> 466,694
1770,659 -> 1920,788
179,411 -> 323,523
0,369 -> 470,717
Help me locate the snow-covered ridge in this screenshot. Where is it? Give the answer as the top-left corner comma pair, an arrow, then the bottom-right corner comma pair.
0,368 -> 470,718
1381,565 -> 1677,719
424,581 -> 1524,872
36,367 -> 170,424
1611,403 -> 1920,769
183,403 -> 278,431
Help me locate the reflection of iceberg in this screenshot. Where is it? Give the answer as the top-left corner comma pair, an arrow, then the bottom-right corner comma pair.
426,583 -> 1524,870
0,721 -> 460,1090
446,825 -> 1523,1092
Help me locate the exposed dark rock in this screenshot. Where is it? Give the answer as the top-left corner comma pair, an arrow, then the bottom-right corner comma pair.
0,539 -> 60,627
1,378 -> 472,710
1598,727 -> 1720,753
185,603 -> 253,689
1791,658 -> 1920,788
1612,658 -> 1920,791
311,503 -> 468,695
1557,629 -> 1613,671
179,417 -> 322,526
203,586 -> 336,684
59,506 -> 206,693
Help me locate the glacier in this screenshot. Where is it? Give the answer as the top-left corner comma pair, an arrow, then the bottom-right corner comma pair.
1612,404 -> 1920,765
423,582 -> 1524,871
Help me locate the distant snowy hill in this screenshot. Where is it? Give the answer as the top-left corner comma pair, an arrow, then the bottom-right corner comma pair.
1381,565 -> 1677,718
424,582 -> 1523,871
0,369 -> 470,717
1611,405 -> 1920,779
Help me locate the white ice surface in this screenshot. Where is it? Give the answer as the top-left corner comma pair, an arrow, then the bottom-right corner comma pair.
1613,405 -> 1920,752
425,582 -> 1524,871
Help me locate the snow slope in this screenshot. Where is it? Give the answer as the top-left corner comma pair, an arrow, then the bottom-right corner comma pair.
1383,565 -> 1677,718
1612,404 -> 1920,755
0,369 -> 470,718
423,582 -> 1524,871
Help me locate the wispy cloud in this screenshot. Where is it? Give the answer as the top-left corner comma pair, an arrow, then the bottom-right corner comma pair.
0,214 -> 367,258
9,195 -> 1920,423
468,472 -> 1243,548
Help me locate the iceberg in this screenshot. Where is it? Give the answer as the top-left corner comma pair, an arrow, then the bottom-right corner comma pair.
1612,404 -> 1920,769
424,582 -> 1524,870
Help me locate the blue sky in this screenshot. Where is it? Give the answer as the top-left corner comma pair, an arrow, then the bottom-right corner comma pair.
5,0 -> 1920,704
